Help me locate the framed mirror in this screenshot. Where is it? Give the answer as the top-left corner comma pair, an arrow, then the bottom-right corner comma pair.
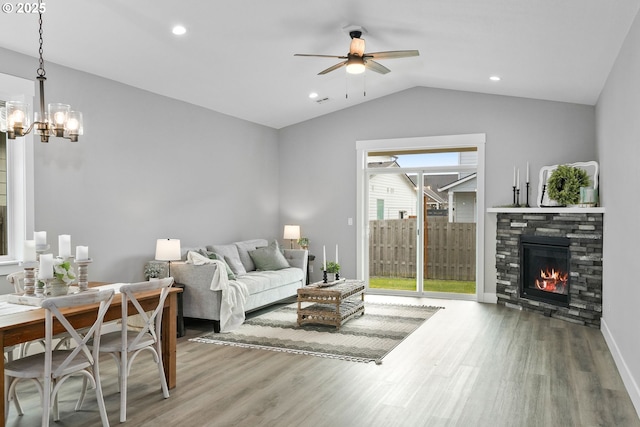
538,161 -> 599,207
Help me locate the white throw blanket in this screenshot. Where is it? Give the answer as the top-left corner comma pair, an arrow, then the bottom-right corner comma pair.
186,251 -> 249,332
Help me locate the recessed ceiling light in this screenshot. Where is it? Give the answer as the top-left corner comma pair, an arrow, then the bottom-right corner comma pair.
309,92 -> 319,99
489,76 -> 501,82
172,25 -> 187,36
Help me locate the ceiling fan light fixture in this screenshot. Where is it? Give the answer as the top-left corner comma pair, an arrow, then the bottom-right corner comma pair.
346,57 -> 365,74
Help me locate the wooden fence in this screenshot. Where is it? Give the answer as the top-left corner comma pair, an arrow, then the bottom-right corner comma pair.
369,216 -> 476,281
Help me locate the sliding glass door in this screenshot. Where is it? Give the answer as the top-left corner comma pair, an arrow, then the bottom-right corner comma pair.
364,150 -> 477,298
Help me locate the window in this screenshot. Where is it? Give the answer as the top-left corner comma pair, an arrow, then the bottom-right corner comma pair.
0,73 -> 35,271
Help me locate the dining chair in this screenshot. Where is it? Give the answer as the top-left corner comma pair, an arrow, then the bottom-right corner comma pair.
6,271 -> 70,358
93,278 -> 173,422
4,289 -> 115,426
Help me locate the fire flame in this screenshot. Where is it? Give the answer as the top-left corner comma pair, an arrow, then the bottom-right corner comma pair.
534,268 -> 568,293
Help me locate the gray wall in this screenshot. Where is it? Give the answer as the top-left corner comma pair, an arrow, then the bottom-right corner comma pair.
278,87 -> 596,285
0,47 -> 280,290
596,8 -> 640,412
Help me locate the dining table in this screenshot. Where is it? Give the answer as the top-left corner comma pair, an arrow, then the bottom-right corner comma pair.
0,282 -> 182,425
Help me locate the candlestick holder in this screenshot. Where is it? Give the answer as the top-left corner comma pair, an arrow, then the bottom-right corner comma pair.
525,182 -> 530,207
19,261 -> 38,296
322,270 -> 328,284
335,272 -> 340,281
39,277 -> 52,297
74,258 -> 93,292
512,185 -> 516,206
516,189 -> 521,207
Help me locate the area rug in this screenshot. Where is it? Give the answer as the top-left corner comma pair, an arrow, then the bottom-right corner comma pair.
190,302 -> 442,364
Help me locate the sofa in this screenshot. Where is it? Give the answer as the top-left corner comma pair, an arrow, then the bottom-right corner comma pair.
170,239 -> 308,332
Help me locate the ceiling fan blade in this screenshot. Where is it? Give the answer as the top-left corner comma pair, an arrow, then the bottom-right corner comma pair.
349,38 -> 365,57
294,54 -> 347,59
365,60 -> 391,75
366,50 -> 420,60
318,61 -> 348,75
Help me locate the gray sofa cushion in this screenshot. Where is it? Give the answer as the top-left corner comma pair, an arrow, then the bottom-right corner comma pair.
205,251 -> 236,280
249,240 -> 290,271
234,239 -> 268,272
208,244 -> 246,275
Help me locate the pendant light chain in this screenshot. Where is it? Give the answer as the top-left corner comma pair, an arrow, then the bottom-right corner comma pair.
36,5 -> 45,78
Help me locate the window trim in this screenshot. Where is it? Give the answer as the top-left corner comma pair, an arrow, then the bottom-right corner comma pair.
0,73 -> 35,272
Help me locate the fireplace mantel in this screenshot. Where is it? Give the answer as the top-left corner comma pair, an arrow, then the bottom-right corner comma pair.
487,207 -> 605,214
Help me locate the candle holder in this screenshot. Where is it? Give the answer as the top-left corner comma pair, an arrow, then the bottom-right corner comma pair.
335,272 -> 340,281
39,277 -> 52,297
525,182 -> 530,207
322,270 -> 328,284
19,261 -> 38,296
74,258 -> 93,292
512,186 -> 516,206
35,244 -> 50,256
516,188 -> 521,207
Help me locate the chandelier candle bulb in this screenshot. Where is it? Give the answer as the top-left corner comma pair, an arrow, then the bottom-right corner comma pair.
38,253 -> 54,279
58,235 -> 71,258
23,240 -> 37,263
76,246 -> 89,261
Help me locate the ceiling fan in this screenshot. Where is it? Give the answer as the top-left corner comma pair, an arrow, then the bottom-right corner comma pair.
294,29 -> 419,75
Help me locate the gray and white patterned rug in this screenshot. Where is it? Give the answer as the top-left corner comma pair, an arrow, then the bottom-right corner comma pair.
190,302 -> 442,364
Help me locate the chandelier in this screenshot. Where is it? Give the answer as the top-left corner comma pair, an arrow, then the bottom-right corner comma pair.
1,6 -> 83,142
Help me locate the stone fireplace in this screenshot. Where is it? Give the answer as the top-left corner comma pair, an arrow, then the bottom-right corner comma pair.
494,210 -> 603,328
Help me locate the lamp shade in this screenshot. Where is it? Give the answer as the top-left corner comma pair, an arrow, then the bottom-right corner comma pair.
283,225 -> 301,240
155,239 -> 181,261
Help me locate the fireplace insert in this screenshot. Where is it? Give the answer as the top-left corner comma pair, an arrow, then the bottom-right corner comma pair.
520,235 -> 570,306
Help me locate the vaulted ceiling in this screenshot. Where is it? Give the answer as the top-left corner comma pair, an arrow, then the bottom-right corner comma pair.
1,0 -> 638,129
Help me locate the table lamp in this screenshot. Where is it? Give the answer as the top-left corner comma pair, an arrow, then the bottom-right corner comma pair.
283,225 -> 300,249
155,238 -> 181,277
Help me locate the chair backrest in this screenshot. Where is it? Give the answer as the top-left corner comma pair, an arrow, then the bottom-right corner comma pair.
119,278 -> 174,349
6,271 -> 25,293
40,289 -> 115,378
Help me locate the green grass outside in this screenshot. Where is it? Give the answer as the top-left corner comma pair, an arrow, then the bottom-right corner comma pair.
369,277 -> 476,294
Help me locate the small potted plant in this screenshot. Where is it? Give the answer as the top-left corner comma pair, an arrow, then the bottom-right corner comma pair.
326,261 -> 341,281
144,263 -> 164,281
297,237 -> 310,250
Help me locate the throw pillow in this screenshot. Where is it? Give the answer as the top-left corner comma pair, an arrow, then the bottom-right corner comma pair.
208,244 -> 246,275
249,240 -> 290,271
205,251 -> 236,281
234,239 -> 268,272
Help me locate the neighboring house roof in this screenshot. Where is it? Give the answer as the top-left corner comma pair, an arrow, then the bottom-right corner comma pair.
425,187 -> 447,204
438,173 -> 477,192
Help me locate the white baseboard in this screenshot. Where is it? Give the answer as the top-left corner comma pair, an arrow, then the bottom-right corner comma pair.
601,317 -> 640,418
481,292 -> 497,303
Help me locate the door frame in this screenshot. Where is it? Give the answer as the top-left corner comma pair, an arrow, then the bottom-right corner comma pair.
356,133 -> 486,301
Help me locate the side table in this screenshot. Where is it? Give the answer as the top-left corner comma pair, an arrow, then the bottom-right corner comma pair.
174,283 -> 185,338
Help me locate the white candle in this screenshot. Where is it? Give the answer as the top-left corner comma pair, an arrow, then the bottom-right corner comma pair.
58,234 -> 71,258
76,245 -> 89,261
516,169 -> 520,190
335,244 -> 339,264
23,240 -> 37,263
526,162 -> 530,183
323,245 -> 326,270
513,166 -> 516,187
34,231 -> 47,247
38,253 -> 54,279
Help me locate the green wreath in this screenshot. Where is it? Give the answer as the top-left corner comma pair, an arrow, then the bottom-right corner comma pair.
547,165 -> 591,205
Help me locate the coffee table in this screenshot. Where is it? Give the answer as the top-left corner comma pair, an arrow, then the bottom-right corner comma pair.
297,279 -> 365,329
